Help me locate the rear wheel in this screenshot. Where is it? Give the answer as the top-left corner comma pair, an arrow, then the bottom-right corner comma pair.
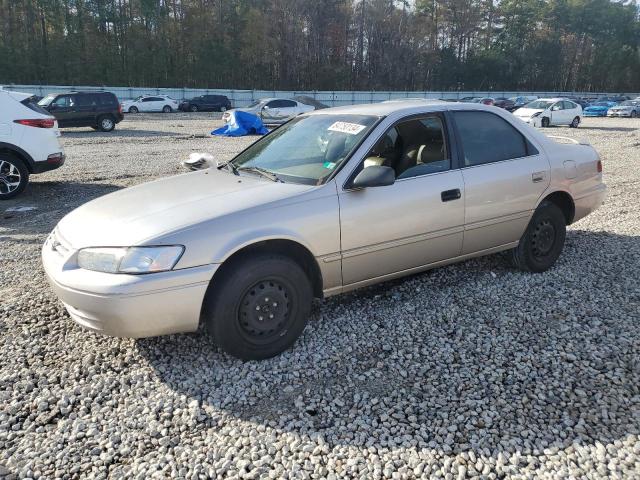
541,117 -> 550,128
0,154 -> 29,200
162,105 -> 172,113
190,105 -> 198,112
97,115 -> 115,132
129,106 -> 138,114
570,116 -> 580,128
510,201 -> 566,272
203,253 -> 313,360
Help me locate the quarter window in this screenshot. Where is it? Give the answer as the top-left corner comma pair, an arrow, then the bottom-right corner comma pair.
453,111 -> 529,167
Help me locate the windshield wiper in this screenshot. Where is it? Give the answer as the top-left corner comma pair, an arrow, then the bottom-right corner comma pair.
237,166 -> 283,182
216,161 -> 239,176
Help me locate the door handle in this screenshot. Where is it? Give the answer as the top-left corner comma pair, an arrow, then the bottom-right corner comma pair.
532,171 -> 546,183
441,189 -> 461,202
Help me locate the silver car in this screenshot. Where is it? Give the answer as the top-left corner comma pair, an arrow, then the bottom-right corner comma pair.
222,98 -> 314,125
43,101 -> 606,360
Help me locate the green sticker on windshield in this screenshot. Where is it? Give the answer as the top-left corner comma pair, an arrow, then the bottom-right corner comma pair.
323,162 -> 336,169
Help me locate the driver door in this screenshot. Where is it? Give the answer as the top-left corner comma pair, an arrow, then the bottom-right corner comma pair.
549,101 -> 566,125
338,115 -> 465,286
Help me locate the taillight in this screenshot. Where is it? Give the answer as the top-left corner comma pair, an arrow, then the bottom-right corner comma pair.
14,118 -> 55,128
597,160 -> 602,173
118,104 -> 123,114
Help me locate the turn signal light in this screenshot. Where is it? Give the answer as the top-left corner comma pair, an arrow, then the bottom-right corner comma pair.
14,118 -> 55,128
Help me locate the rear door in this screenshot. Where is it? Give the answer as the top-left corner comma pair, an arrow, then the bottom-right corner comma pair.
75,94 -> 98,126
451,110 -> 550,254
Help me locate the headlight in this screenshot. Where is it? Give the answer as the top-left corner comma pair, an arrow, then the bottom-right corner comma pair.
77,246 -> 184,274
531,112 -> 542,117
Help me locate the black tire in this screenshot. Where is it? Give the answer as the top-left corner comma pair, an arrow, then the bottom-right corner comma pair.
162,105 -> 172,113
0,154 -> 29,200
510,201 -> 566,273
220,106 -> 227,112
203,253 -> 313,360
541,117 -> 550,128
570,116 -> 580,128
97,115 -> 115,132
189,105 -> 198,112
129,106 -> 138,114
632,111 -> 637,118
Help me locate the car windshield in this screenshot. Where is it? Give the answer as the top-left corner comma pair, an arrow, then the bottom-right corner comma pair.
593,102 -> 610,106
37,94 -> 56,106
524,100 -> 554,109
231,114 -> 379,185
619,101 -> 635,106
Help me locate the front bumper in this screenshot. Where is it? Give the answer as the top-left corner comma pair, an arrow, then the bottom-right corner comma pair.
42,230 -> 218,338
607,111 -> 632,117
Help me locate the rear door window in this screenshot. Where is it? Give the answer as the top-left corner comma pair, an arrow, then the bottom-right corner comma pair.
452,111 -> 530,167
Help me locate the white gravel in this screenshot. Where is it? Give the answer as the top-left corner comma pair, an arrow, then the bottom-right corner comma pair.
1,113 -> 639,479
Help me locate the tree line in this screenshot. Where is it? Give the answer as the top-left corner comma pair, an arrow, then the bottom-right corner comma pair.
1,0 -> 638,93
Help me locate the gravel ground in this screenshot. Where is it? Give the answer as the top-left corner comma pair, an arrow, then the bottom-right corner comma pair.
1,113 -> 639,479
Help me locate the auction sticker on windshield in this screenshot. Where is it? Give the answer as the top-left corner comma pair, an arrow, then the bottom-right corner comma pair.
328,121 -> 367,135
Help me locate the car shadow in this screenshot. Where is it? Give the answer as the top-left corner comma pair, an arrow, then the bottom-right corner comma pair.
0,181 -> 122,238
578,126 -> 638,132
60,129 -> 185,138
137,229 -> 640,457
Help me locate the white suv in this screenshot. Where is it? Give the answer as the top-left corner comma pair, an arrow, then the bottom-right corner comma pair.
0,88 -> 65,199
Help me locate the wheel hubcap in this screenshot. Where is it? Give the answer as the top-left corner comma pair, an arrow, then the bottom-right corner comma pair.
531,219 -> 555,258
102,119 -> 113,129
0,160 -> 21,194
238,280 -> 291,343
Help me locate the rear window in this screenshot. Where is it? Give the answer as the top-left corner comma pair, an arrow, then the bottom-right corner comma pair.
99,93 -> 118,106
21,97 -> 50,115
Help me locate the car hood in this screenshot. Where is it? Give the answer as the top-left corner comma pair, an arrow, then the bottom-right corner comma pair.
56,169 -> 313,249
585,106 -> 608,111
514,108 -> 543,117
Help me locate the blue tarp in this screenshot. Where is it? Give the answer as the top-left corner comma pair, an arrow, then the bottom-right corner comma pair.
211,111 -> 269,137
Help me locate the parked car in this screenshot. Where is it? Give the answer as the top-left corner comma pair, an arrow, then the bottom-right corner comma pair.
43,101 -> 606,360
509,96 -> 539,109
606,100 -> 640,118
121,95 -> 179,114
222,98 -> 314,125
462,97 -> 495,105
583,101 -> 617,117
179,95 -> 231,112
514,98 -> 582,127
38,91 -> 124,132
493,98 -> 516,111
0,89 -> 65,199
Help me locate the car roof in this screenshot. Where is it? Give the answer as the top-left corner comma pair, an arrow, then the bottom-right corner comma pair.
309,99 -> 496,116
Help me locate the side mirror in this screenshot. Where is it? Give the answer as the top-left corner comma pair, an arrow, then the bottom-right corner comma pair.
352,165 -> 395,189
263,105 -> 269,110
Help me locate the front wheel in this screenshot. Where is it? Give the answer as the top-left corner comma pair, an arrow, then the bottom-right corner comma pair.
203,254 -> 313,360
162,105 -> 172,113
541,117 -> 550,128
129,106 -> 138,114
0,154 -> 29,200
631,111 -> 637,118
189,105 -> 198,112
570,116 -> 580,128
510,201 -> 566,272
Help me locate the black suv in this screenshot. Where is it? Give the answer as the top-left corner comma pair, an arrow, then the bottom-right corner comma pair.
38,91 -> 124,132
179,95 -> 231,112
